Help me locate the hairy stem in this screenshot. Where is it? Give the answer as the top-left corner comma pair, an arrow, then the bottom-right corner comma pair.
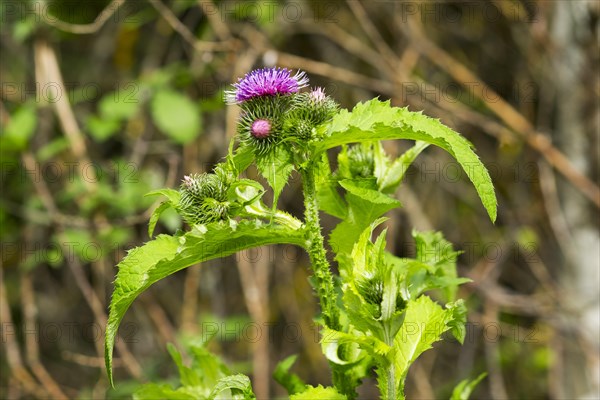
302,163 -> 362,398
300,165 -> 340,330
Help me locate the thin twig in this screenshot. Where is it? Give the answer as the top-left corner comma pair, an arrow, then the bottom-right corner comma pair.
346,0 -> 398,72
402,20 -> 600,207
34,39 -> 97,192
197,0 -> 232,40
236,249 -> 271,400
20,272 -> 69,400
35,0 -> 126,34
181,266 -> 201,333
0,267 -> 47,398
148,0 -> 232,52
482,303 -> 510,400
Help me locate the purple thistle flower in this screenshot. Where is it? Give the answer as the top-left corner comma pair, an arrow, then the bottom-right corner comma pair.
225,67 -> 309,104
251,119 -> 272,138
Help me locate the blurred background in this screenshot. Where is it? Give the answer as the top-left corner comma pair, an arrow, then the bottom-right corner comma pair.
1,0 -> 599,399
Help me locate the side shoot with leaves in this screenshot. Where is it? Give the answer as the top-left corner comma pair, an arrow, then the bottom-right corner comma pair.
105,68 -> 496,399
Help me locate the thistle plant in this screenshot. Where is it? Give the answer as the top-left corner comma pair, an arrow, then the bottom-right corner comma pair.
105,67 -> 496,399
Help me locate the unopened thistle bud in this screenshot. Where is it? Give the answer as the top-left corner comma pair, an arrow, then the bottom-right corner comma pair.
284,88 -> 339,141
178,172 -> 230,225
347,145 -> 375,179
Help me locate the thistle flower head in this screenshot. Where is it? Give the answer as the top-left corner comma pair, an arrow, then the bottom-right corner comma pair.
236,96 -> 289,155
225,67 -> 309,104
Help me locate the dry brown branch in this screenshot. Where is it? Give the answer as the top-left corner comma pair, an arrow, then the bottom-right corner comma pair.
538,161 -> 578,263
181,266 -> 201,333
402,20 -> 600,207
0,267 -> 47,398
34,39 -> 97,192
35,0 -> 126,34
236,249 -> 271,399
197,0 -> 232,40
20,272 -> 69,400
20,142 -> 143,382
148,0 -> 233,52
483,303 -> 510,400
140,295 -> 179,348
346,0 -> 399,72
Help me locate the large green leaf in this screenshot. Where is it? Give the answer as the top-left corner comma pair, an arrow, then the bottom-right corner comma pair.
313,100 -> 497,222
105,220 -> 307,385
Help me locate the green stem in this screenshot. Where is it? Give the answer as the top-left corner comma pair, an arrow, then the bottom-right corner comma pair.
378,323 -> 403,400
300,165 -> 340,330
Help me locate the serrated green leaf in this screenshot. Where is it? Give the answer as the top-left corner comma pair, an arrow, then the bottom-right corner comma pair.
375,141 -> 429,194
167,343 -> 203,387
189,344 -> 231,387
145,188 -> 181,204
413,230 -> 463,302
229,144 -> 255,175
105,221 -> 307,385
316,153 -> 347,219
134,383 -> 201,400
446,300 -> 468,344
148,202 -> 172,237
314,99 -> 497,222
273,355 -> 306,395
330,180 -> 400,257
255,146 -> 294,208
290,385 -> 347,400
208,374 -> 256,400
450,372 -> 487,400
151,90 -> 201,144
392,295 -> 454,390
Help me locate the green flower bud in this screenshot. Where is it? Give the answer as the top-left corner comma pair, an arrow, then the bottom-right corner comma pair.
283,88 -> 339,141
355,273 -> 406,319
178,172 -> 231,225
347,145 -> 375,179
